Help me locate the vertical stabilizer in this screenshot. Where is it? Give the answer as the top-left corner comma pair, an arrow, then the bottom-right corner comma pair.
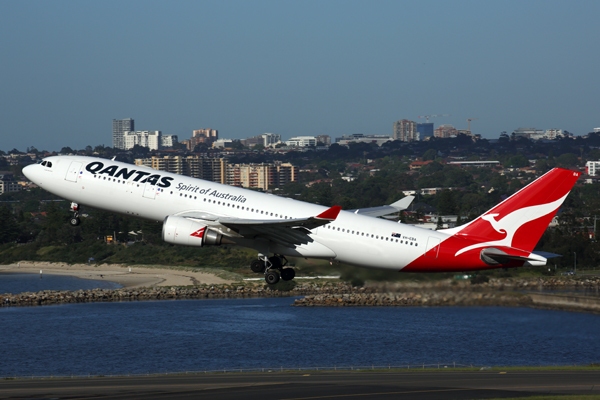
441,168 -> 580,254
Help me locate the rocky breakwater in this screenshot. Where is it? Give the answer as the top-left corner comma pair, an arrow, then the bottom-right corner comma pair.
359,276 -> 600,292
0,282 -> 352,307
293,290 -> 533,307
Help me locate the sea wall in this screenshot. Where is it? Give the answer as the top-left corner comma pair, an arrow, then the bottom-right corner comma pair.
2,277 -> 600,313
0,283 -> 352,307
293,291 -> 533,307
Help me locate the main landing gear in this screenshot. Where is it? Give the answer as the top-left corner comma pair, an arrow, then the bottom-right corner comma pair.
250,254 -> 295,285
69,202 -> 81,226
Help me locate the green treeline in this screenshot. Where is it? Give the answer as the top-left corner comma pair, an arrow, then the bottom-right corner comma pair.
1,134 -> 600,276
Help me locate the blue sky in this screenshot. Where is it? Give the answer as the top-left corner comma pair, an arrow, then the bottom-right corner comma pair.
1,0 -> 599,152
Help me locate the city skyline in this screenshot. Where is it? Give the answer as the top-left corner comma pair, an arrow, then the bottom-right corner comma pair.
1,0 -> 599,152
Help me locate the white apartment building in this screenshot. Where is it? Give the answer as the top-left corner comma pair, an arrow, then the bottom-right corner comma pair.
261,133 -> 281,147
123,131 -> 161,150
286,136 -> 317,147
586,161 -> 600,176
160,135 -> 178,148
213,139 -> 234,148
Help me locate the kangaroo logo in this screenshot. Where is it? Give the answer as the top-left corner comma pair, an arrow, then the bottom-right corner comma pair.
455,193 -> 568,256
190,227 -> 206,238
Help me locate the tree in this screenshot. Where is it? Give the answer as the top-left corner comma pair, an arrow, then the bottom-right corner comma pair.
556,153 -> 578,168
0,206 -> 19,243
508,155 -> 529,168
192,143 -> 209,153
230,140 -> 246,150
436,190 -> 457,215
422,148 -> 437,161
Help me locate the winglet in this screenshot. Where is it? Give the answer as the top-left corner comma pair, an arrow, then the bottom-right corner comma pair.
316,205 -> 342,220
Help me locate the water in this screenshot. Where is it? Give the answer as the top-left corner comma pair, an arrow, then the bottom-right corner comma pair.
1,297 -> 599,377
0,273 -> 122,294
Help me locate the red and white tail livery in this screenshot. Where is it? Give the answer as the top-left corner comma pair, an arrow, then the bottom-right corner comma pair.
404,168 -> 580,272
23,156 -> 580,284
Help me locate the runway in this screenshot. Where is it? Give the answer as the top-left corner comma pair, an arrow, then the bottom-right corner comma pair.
1,370 -> 599,399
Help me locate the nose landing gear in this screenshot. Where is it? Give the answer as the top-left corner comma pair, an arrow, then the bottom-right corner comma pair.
69,202 -> 81,226
250,254 -> 295,284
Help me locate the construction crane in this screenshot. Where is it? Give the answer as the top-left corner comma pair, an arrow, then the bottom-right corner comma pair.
466,118 -> 479,131
417,114 -> 451,123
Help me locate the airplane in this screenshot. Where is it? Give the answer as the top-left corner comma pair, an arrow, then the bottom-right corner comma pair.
22,156 -> 581,284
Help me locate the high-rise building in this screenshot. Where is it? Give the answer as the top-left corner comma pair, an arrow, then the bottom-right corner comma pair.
316,135 -> 331,145
417,123 -> 434,140
183,129 -> 219,150
261,133 -> 281,147
393,120 -> 418,142
227,162 -> 298,190
434,124 -> 458,138
123,131 -> 161,150
112,118 -> 134,149
135,156 -> 227,183
160,135 -> 178,148
135,156 -> 297,190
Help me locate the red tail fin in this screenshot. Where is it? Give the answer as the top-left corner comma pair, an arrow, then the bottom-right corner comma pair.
445,168 -> 580,253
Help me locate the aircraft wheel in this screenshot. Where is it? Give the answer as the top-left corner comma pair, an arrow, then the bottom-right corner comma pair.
69,217 -> 81,226
250,259 -> 265,273
265,270 -> 280,285
281,268 -> 295,281
269,256 -> 282,269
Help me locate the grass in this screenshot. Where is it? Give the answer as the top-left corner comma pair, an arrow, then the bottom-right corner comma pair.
483,396 -> 600,400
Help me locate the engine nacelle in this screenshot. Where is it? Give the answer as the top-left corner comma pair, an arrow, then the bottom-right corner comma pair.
162,216 -> 225,247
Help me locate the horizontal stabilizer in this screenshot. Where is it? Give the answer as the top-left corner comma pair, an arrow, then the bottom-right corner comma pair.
480,247 -> 547,267
532,251 -> 562,259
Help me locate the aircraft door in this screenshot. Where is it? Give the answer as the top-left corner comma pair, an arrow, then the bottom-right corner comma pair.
65,162 -> 82,182
424,237 -> 441,258
142,181 -> 157,199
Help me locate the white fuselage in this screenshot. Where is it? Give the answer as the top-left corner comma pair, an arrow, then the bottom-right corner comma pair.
24,156 -> 451,271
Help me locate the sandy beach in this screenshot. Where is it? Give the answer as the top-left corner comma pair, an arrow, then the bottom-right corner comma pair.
0,262 -> 233,288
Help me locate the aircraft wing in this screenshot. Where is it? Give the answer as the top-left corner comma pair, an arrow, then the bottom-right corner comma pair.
178,205 -> 342,247
347,196 -> 414,217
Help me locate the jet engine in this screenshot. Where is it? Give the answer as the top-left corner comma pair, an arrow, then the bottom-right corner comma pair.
162,216 -> 226,247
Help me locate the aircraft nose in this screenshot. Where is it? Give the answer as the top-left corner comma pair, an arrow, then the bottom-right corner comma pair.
22,164 -> 38,183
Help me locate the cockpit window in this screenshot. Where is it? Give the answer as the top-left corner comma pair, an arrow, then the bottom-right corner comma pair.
40,161 -> 52,168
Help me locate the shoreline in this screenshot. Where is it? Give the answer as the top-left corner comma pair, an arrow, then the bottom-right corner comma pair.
2,265 -> 600,314
0,262 -> 232,288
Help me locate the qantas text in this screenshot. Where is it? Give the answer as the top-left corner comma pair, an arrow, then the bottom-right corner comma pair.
85,161 -> 174,188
